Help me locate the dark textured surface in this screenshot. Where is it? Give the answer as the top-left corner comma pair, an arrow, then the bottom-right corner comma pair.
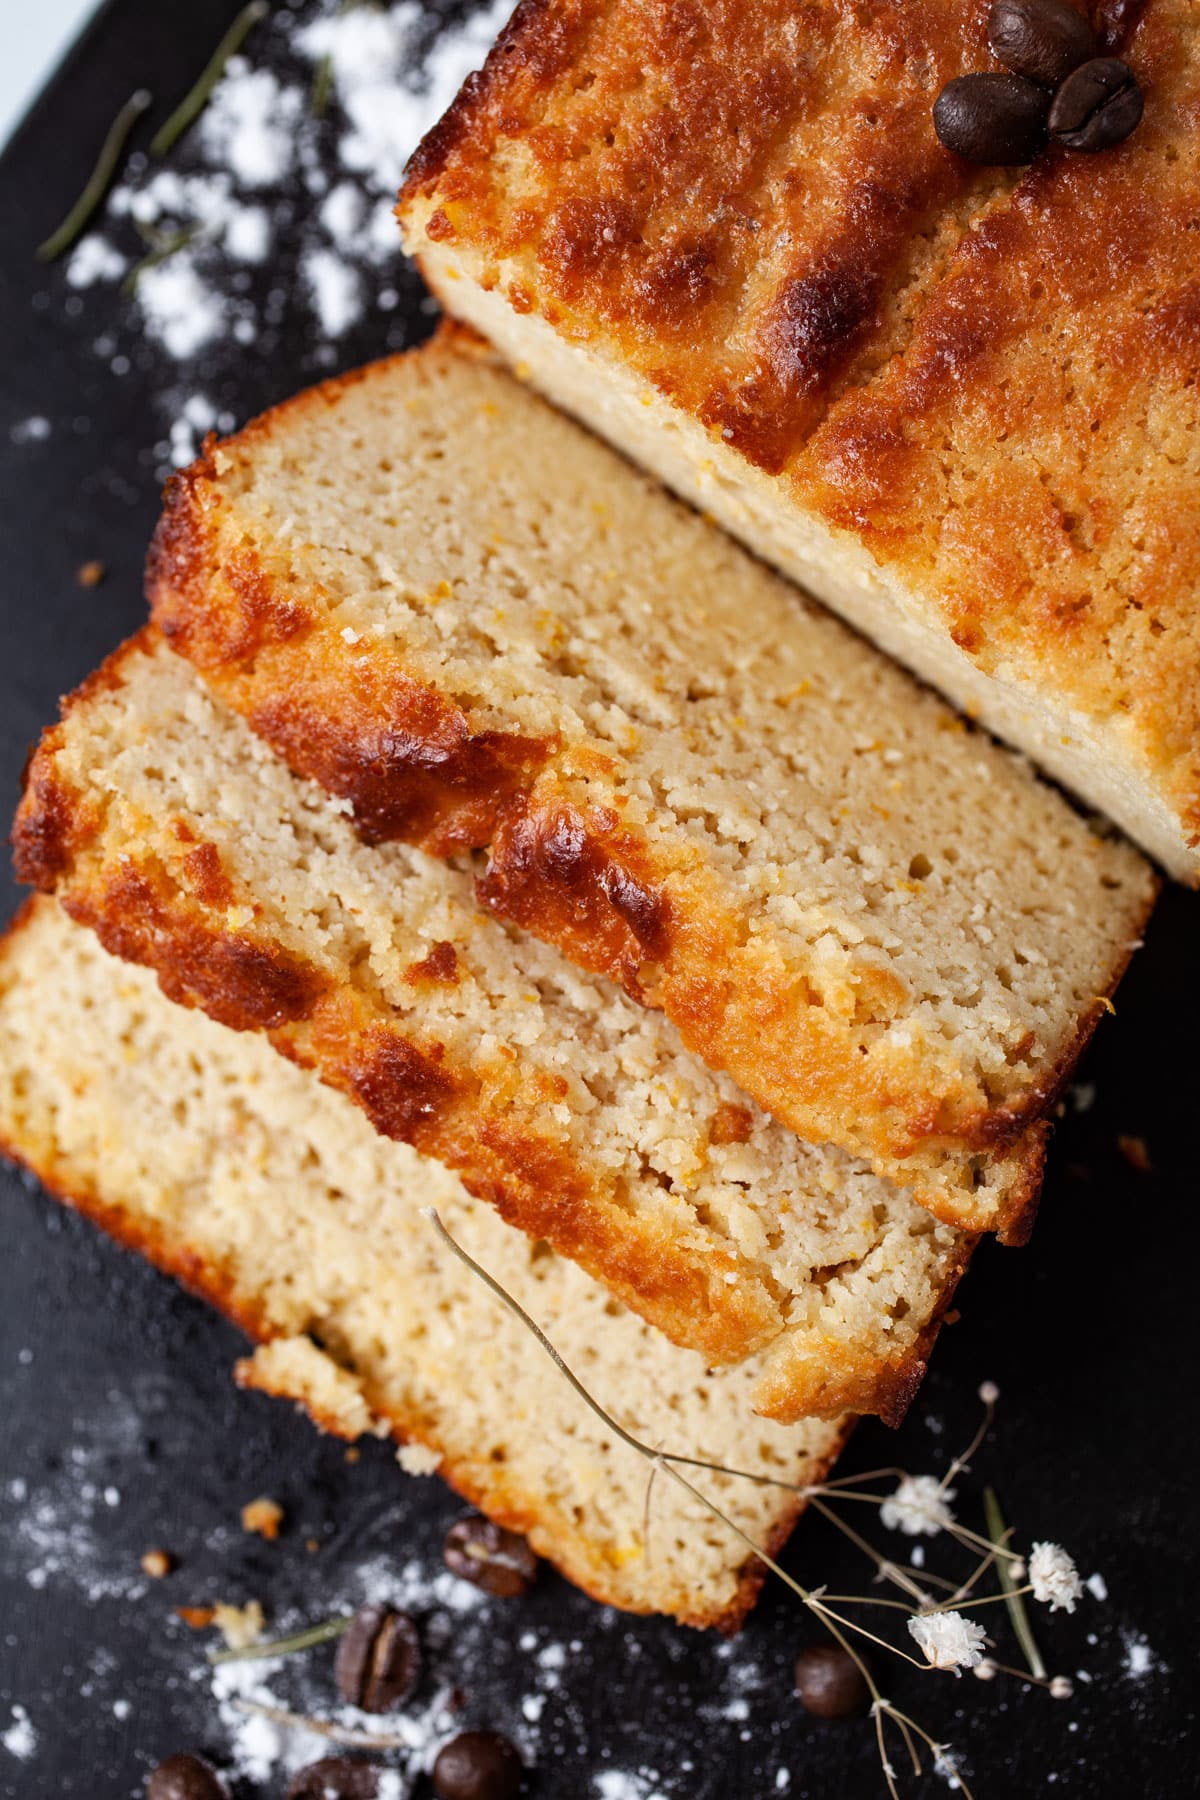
0,4 -> 1197,1797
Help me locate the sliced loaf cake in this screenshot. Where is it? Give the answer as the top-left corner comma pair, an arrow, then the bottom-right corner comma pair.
15,630 -> 972,1426
399,0 -> 1200,880
0,898 -> 850,1628
143,332 -> 1154,1227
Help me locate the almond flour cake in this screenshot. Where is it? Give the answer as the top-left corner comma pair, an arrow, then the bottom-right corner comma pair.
0,898 -> 850,1628
14,631 -> 976,1426
141,334 -> 1154,1228
399,0 -> 1200,880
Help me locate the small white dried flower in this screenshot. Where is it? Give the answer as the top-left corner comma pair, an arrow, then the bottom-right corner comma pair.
978,1380 -> 1000,1405
1029,1541 -> 1083,1613
972,1657 -> 998,1682
908,1610 -> 988,1674
881,1474 -> 956,1537
1008,1557 -> 1026,1582
1049,1675 -> 1074,1700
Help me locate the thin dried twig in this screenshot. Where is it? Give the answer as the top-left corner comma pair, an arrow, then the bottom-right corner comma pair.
231,1697 -> 412,1751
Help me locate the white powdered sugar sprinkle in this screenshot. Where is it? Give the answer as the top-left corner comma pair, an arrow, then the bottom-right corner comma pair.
51,0 -> 512,393
1,1705 -> 37,1762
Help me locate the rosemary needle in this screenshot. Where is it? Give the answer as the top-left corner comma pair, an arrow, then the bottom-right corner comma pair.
150,0 -> 270,159
207,1614 -> 352,1666
121,224 -> 201,297
36,88 -> 152,263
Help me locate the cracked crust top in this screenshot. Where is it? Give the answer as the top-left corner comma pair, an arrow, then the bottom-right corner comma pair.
399,0 -> 1199,877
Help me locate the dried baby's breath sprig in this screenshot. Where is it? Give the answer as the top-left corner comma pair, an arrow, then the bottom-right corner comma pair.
36,89 -> 152,261
984,1487 -> 1045,1679
425,1209 -> 975,1800
1028,1542 -> 1083,1614
150,1 -> 270,158
908,1610 -> 988,1674
208,1614 -> 352,1666
881,1474 -> 957,1538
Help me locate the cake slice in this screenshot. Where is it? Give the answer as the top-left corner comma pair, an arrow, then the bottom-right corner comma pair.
143,332 -> 1154,1227
399,0 -> 1200,881
15,629 -> 975,1426
0,898 -> 851,1628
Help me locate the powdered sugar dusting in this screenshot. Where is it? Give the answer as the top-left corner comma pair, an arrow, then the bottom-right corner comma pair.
1121,1629 -> 1161,1682
1,1705 -> 37,1762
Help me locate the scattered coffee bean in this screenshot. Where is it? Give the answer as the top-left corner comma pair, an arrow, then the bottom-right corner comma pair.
1049,57 -> 1143,151
432,1731 -> 523,1800
444,1516 -> 539,1598
987,0 -> 1096,87
933,72 -> 1049,163
794,1644 -> 870,1719
145,1754 -> 226,1800
287,1757 -> 380,1799
334,1604 -> 422,1713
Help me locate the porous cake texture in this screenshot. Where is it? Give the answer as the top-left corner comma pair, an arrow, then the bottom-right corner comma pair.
143,333 -> 1154,1229
399,0 -> 1200,881
0,899 -> 850,1628
14,632 -> 973,1426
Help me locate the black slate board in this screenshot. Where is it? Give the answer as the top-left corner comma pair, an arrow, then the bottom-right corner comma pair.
0,5 -> 1197,1797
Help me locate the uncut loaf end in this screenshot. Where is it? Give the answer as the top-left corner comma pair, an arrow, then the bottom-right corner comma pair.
15,630 -> 973,1427
0,898 -> 851,1629
399,0 -> 1200,880
143,333 -> 1154,1229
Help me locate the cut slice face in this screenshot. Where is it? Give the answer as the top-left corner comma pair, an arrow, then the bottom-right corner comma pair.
143,333 -> 1155,1228
16,630 -> 973,1426
0,897 -> 851,1629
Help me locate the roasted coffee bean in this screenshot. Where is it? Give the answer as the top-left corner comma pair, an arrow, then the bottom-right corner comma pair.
933,72 -> 1049,163
432,1731 -> 523,1800
145,1754 -> 226,1800
1049,57 -> 1143,150
287,1757 -> 380,1799
444,1515 -> 539,1598
987,0 -> 1096,87
794,1644 -> 870,1719
334,1604 -> 422,1713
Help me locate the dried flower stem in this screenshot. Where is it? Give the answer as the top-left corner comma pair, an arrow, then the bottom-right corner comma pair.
808,1495 -> 932,1605
231,1697 -> 412,1751
37,89 -> 152,261
208,1615 -> 352,1666
984,1487 -> 1045,1680
426,1212 -> 933,1664
940,1392 -> 996,1494
150,1 -> 270,157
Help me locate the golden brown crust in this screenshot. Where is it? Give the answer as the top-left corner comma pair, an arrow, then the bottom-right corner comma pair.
142,429 -> 1060,1225
149,469 -> 557,856
0,895 -> 845,1631
0,926 -> 828,1630
399,0 -> 1006,471
800,0 -> 1200,852
755,1231 -> 977,1427
400,0 -> 1199,871
14,630 -> 974,1423
57,842 -> 778,1374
